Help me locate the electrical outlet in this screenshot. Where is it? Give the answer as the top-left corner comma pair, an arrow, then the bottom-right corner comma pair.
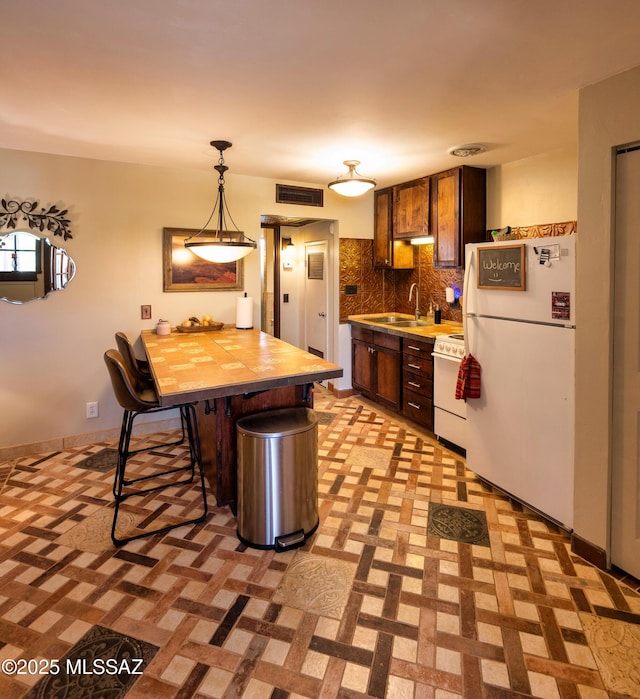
86,402 -> 99,419
141,304 -> 152,319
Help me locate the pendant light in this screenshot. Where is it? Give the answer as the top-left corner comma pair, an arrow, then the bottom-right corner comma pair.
328,160 -> 376,197
184,140 -> 257,263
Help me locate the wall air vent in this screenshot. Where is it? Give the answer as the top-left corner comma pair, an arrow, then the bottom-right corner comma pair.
276,184 -> 324,207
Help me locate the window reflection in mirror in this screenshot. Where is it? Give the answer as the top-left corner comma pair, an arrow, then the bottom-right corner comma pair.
0,230 -> 76,304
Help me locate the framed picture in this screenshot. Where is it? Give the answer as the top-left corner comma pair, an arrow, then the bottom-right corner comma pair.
477,244 -> 526,291
162,227 -> 244,292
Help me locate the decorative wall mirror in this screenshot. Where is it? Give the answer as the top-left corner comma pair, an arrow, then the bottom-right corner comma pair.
0,230 -> 76,304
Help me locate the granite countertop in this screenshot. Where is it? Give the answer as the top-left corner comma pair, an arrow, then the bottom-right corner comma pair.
347,313 -> 463,341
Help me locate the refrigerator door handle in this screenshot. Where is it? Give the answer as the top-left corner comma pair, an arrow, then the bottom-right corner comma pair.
462,248 -> 476,355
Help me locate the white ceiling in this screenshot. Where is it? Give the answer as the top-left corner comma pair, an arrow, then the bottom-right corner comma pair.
3,0 -> 640,188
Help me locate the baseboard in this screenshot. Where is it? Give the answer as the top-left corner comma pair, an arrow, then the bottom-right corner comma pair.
0,417 -> 182,461
330,385 -> 356,398
571,533 -> 608,571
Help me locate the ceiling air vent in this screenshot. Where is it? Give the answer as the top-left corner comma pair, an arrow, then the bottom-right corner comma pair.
276,184 -> 324,207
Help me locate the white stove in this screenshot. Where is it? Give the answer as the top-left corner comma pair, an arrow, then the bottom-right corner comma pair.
432,333 -> 466,451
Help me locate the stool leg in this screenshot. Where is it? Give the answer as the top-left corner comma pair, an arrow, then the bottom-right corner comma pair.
111,404 -> 208,547
185,403 -> 208,520
113,410 -> 134,498
119,406 -> 196,489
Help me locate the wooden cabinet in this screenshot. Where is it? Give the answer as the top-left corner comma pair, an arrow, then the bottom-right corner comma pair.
373,188 -> 414,269
351,325 -> 435,430
393,177 -> 430,239
351,326 -> 401,411
431,165 -> 486,268
402,337 -> 434,430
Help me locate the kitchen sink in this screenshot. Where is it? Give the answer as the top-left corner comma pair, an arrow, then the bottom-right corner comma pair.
362,315 -> 404,323
361,316 -> 432,327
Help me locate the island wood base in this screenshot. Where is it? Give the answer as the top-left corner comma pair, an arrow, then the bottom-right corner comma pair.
195,383 -> 313,512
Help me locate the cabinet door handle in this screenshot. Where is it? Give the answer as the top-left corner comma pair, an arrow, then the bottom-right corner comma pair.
408,363 -> 421,370
408,402 -> 421,410
407,345 -> 422,352
408,381 -> 421,388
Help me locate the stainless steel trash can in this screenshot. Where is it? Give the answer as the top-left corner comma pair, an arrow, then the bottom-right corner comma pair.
236,407 -> 318,551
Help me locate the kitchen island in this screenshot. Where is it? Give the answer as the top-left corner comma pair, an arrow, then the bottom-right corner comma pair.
141,327 -> 343,510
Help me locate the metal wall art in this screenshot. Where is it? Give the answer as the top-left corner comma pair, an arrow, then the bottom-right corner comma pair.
0,198 -> 72,240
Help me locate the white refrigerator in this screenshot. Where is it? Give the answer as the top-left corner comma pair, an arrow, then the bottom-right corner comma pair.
463,235 -> 575,528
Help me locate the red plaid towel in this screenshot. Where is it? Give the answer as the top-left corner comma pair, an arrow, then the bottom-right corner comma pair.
455,354 -> 481,400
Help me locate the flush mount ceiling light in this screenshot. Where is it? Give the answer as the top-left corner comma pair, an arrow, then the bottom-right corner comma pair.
184,140 -> 257,263
448,143 -> 487,158
328,160 -> 376,197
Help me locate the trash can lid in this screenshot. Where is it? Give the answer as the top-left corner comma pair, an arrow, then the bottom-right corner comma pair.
237,407 -> 318,438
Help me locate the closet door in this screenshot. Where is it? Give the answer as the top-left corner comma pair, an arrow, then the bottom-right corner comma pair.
611,145 -> 640,578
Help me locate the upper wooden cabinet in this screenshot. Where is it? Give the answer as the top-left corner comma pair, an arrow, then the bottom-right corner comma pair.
393,177 -> 430,239
431,165 -> 486,268
373,187 -> 414,269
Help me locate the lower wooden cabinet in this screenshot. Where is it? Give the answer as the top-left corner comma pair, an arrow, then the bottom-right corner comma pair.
351,326 -> 401,411
352,327 -> 434,430
402,337 -> 434,430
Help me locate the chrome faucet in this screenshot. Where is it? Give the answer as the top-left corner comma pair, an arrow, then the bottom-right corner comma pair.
409,283 -> 420,320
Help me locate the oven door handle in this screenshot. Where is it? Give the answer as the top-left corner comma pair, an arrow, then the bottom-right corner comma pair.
431,353 -> 463,363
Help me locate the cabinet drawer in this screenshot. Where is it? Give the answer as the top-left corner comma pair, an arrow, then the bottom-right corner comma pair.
403,372 -> 432,398
403,390 -> 433,429
403,355 -> 433,378
351,326 -> 401,352
374,331 -> 401,352
352,326 -> 373,343
403,337 -> 434,358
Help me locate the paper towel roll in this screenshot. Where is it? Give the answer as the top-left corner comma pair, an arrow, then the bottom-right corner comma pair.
446,287 -> 455,304
236,296 -> 253,329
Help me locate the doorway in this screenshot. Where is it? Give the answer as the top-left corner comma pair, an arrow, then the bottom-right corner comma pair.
259,216 -> 336,363
611,144 -> 640,578
260,226 -> 280,337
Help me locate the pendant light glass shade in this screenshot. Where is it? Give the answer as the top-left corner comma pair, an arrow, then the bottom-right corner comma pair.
184,140 -> 257,264
328,160 -> 376,197
185,239 -> 255,263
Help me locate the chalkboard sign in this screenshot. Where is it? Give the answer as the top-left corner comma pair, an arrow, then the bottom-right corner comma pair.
477,244 -> 526,291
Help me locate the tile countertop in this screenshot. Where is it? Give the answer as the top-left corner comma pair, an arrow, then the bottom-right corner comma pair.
347,313 -> 463,341
141,327 -> 343,406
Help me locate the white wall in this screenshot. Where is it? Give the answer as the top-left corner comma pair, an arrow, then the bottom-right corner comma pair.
486,146 -> 578,228
0,147 -> 371,454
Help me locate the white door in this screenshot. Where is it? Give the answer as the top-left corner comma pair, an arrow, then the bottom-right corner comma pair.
304,241 -> 328,361
611,146 -> 640,578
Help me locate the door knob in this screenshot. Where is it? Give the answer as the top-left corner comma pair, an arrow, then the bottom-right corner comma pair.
319,312 -> 326,317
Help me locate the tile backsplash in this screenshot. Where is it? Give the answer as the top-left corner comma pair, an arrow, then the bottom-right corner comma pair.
339,239 -> 463,323
339,221 -> 576,323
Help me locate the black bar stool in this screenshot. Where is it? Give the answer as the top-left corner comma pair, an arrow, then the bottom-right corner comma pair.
115,331 -> 153,390
103,349 -> 208,546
